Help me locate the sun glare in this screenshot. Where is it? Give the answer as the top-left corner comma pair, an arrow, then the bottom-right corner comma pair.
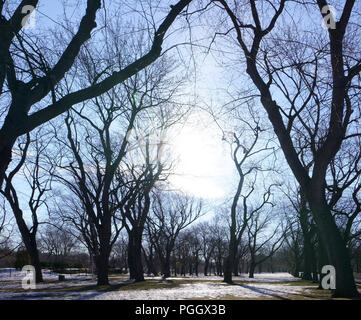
168,117 -> 235,199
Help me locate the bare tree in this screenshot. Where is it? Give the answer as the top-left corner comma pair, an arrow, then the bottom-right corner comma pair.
51,108 -> 128,285
209,215 -> 228,277
0,199 -> 18,260
186,228 -> 202,276
221,107 -> 277,284
281,204 -> 304,278
147,191 -> 202,278
49,20 -> 188,284
246,209 -> 285,278
0,0 -> 194,186
194,221 -> 216,276
119,148 -> 166,282
211,0 -> 361,297
0,128 -> 54,282
109,234 -> 129,274
142,230 -> 159,276
0,200 -> 10,248
329,138 -> 361,246
39,224 -> 77,264
173,231 -> 191,277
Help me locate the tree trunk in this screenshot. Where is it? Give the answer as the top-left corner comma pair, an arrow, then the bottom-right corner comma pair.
204,259 -> 209,276
195,253 -> 199,276
302,240 -> 314,281
299,203 -> 314,281
217,254 -> 223,276
181,264 -> 185,276
95,250 -> 110,286
240,259 -> 245,274
223,255 -> 234,283
94,219 -> 113,286
27,236 -> 43,283
316,230 -> 327,289
223,235 -> 236,283
128,229 -> 144,282
174,259 -> 178,277
143,247 -> 158,276
149,261 -> 158,277
161,256 -> 171,278
293,258 -> 300,278
311,204 -> 359,298
249,261 -> 256,278
233,254 -> 240,276
0,142 -> 13,187
13,209 -> 43,283
309,239 -> 318,283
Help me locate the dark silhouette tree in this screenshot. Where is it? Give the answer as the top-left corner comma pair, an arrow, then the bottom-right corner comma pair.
0,129 -> 54,282
212,0 -> 361,297
0,0 -> 193,186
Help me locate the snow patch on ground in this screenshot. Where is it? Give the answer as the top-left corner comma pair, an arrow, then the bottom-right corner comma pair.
91,281 -> 306,300
0,271 -> 310,300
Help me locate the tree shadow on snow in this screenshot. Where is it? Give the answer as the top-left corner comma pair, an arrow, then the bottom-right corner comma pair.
236,283 -> 291,300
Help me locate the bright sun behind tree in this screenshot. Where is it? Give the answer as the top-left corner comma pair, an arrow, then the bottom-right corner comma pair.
168,114 -> 234,199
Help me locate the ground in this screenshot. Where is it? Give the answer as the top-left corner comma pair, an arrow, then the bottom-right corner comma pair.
0,269 -> 360,300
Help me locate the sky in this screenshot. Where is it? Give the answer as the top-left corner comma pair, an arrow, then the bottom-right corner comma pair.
169,111 -> 235,199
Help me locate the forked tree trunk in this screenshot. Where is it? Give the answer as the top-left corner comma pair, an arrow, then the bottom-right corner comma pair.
13,209 -> 43,283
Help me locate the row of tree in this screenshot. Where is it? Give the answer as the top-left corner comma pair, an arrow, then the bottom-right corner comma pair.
0,0 -> 360,298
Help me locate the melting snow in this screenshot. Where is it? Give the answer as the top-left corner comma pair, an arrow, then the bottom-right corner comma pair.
0,270 -> 311,300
